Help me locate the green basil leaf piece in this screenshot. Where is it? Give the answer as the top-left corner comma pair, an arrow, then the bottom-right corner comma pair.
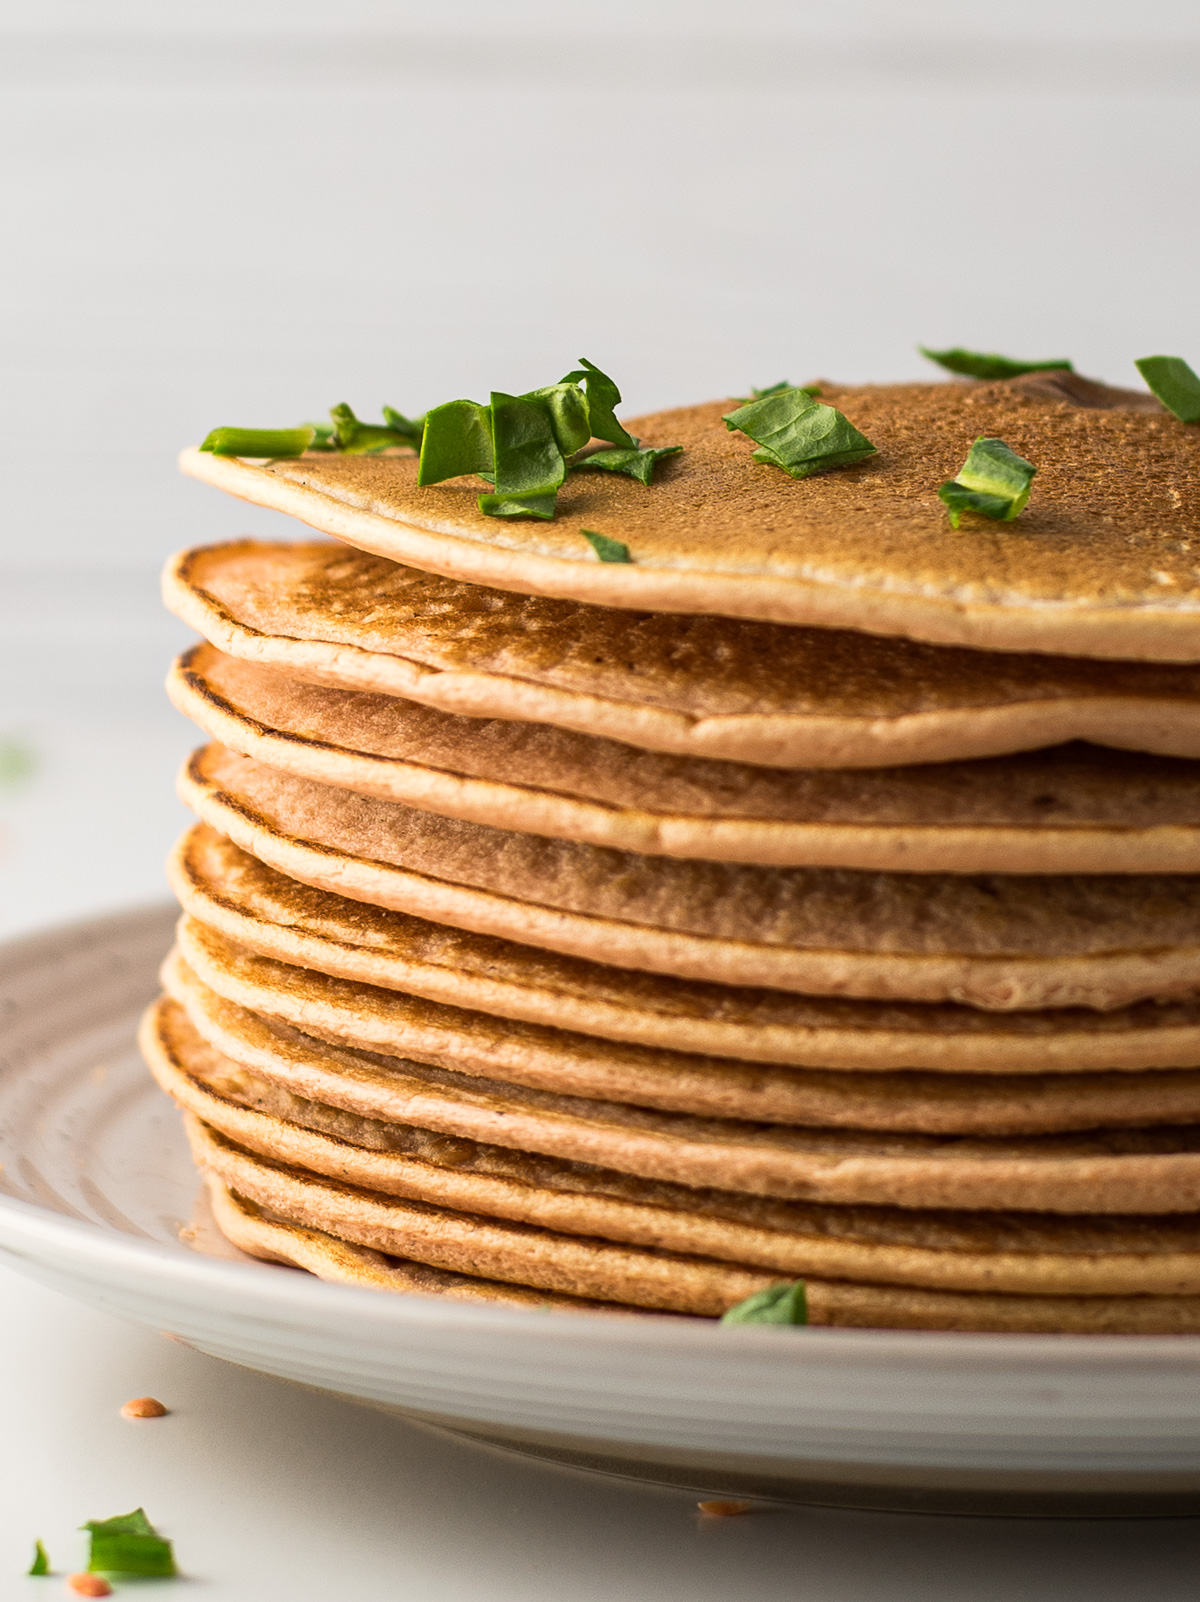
28,1539 -> 50,1576
919,346 -> 1074,380
83,1509 -> 176,1578
581,528 -> 632,562
573,444 -> 682,485
732,381 -> 821,404
721,1281 -> 808,1326
490,390 -> 567,497
1135,356 -> 1200,424
723,390 -> 876,479
521,383 -> 592,456
560,357 -> 638,449
476,491 -> 559,520
937,435 -> 1036,529
330,403 -> 415,455
199,426 -> 314,458
305,422 -> 337,451
418,399 -> 494,485
382,404 -> 425,445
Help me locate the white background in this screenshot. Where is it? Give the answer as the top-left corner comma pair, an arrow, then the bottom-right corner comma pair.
2,3 -> 1200,1595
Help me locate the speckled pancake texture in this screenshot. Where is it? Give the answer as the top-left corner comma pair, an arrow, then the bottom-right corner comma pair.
169,827 -> 1200,1073
168,641 -> 1200,874
179,377 -> 1200,659
178,742 -> 1200,1010
164,540 -> 1200,767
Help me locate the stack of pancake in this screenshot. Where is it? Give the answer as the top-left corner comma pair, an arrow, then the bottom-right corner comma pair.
141,373 -> 1200,1330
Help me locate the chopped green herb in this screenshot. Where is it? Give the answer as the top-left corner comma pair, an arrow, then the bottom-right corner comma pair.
198,426 -> 315,458
490,390 -> 568,500
0,735 -> 35,790
476,491 -> 559,520
382,405 -> 425,445
1135,355 -> 1200,424
83,1509 -> 176,1578
919,346 -> 1073,381
521,383 -> 593,456
938,436 -> 1036,529
573,444 -> 682,485
733,381 -> 820,404
305,422 -> 337,451
721,1281 -> 808,1326
418,398 -> 495,485
723,389 -> 876,479
581,529 -> 632,562
28,1539 -> 50,1576
330,402 -> 420,455
559,357 -> 638,448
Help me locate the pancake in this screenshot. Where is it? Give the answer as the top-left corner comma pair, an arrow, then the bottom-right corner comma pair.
189,1123 -> 1200,1332
169,643 -> 1200,875
179,744 -> 1200,1010
144,985 -> 1200,1215
170,828 -> 1200,1073
204,1175 -> 625,1311
164,540 -> 1200,770
147,997 -> 1200,1292
165,942 -> 1200,1136
178,378 -> 1200,660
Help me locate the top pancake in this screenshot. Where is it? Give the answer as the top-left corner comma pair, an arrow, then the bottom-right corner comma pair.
165,540 -> 1200,769
179,376 -> 1200,660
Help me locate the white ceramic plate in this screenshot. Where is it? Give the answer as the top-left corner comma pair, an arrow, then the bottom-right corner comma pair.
4,904 -> 1200,1517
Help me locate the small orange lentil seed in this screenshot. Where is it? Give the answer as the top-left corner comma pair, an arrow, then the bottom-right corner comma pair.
67,1575 -> 112,1597
697,1499 -> 755,1517
121,1395 -> 168,1419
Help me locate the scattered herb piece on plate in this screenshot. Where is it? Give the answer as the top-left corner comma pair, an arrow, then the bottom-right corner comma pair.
720,1280 -> 808,1325
1135,355 -> 1200,423
198,425 -> 315,458
919,346 -> 1074,380
83,1508 -> 176,1578
723,388 -> 876,479
938,436 -> 1036,529
581,529 -> 632,563
28,1538 -> 50,1576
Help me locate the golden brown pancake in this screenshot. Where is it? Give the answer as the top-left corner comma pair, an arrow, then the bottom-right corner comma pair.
170,828 -> 1200,1073
164,942 -> 1200,1136
204,1176 -> 641,1312
179,378 -> 1200,660
189,1123 -> 1200,1331
179,743 -> 1200,1010
164,540 -> 1200,768
145,988 -> 1200,1220
170,642 -> 1200,875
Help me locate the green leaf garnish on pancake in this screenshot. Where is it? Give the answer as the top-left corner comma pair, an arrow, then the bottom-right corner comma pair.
573,444 -> 683,485
732,381 -> 821,404
1135,355 -> 1200,423
199,425 -> 315,458
919,346 -> 1074,380
559,357 -> 638,448
720,1281 -> 808,1326
477,491 -> 559,520
418,398 -> 495,485
330,402 -> 421,455
581,528 -> 632,562
490,390 -> 570,502
938,436 -> 1036,529
28,1539 -> 50,1576
83,1509 -> 177,1578
723,389 -> 876,479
